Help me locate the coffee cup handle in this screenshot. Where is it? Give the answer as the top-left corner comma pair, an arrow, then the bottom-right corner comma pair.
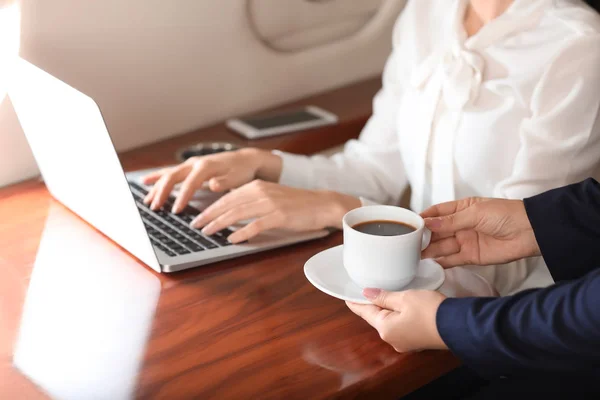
421,228 -> 432,250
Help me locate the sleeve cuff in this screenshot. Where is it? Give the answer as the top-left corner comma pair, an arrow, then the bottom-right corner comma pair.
523,190 -> 571,281
437,298 -> 480,360
272,150 -> 315,189
273,151 -> 382,207
436,297 -> 501,378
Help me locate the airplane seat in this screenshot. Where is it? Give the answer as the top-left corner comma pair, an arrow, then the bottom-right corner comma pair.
248,0 -> 385,52
0,0 -> 408,188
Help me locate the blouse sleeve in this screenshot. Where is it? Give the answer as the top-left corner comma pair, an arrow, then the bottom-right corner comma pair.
493,35 -> 600,200
274,13 -> 412,205
483,35 -> 600,294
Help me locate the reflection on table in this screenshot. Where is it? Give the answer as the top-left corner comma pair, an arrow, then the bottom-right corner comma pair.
13,204 -> 161,400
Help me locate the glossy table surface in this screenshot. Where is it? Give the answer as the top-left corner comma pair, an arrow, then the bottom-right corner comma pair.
0,79 -> 461,400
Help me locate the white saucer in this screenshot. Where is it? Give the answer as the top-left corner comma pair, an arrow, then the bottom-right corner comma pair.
304,245 -> 445,304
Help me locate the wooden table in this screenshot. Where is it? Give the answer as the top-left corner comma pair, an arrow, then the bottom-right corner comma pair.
0,78 -> 460,400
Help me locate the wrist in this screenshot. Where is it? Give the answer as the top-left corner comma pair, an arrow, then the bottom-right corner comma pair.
243,148 -> 282,182
318,191 -> 361,229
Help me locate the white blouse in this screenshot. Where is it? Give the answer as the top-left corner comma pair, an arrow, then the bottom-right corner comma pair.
275,0 -> 600,295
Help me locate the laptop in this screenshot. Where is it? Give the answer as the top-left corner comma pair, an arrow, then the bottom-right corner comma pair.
8,58 -> 329,273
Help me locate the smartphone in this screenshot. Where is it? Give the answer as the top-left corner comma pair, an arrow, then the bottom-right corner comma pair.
226,106 -> 338,139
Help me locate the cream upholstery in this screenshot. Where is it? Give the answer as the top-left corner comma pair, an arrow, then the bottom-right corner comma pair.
248,0 -> 384,51
0,0 -> 407,187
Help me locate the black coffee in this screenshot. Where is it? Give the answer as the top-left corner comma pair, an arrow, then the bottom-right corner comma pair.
352,220 -> 416,236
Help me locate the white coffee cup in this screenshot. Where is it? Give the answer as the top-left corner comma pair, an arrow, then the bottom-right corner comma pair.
342,205 -> 431,291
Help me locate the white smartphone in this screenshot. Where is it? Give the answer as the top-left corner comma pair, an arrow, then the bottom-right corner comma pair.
226,106 -> 338,139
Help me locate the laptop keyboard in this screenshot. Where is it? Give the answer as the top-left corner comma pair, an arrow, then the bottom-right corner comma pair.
128,181 -> 234,257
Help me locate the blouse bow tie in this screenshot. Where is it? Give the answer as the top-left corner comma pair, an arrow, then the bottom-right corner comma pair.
407,0 -> 555,111
442,44 -> 485,110
411,43 -> 486,111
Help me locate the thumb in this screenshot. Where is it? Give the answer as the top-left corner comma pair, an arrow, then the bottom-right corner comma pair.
424,208 -> 479,234
363,288 -> 403,311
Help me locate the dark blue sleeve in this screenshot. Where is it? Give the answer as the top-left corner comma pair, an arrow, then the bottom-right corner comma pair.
523,178 -> 600,281
437,270 -> 600,378
436,179 -> 600,377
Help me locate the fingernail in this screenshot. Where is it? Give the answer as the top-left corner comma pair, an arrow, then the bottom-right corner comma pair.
201,225 -> 214,235
363,288 -> 381,299
171,203 -> 180,214
425,218 -> 442,229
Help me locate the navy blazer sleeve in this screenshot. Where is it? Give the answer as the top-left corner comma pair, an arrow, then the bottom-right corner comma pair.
436,179 -> 600,378
524,178 -> 600,281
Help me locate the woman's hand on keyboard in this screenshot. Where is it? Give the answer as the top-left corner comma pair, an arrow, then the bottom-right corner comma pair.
141,148 -> 282,213
190,180 -> 361,244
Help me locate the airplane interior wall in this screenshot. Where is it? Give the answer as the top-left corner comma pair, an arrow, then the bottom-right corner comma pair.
0,0 -> 407,188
